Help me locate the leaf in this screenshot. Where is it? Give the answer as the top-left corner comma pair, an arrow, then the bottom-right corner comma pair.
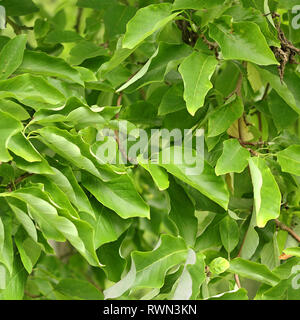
7,199 -> 38,242
76,0 -> 117,9
209,257 -> 230,274
168,179 -> 197,246
215,139 -> 250,175
172,250 -> 205,300
92,201 -> 130,249
7,132 -> 43,162
106,235 -> 188,297
277,145 -> 300,176
219,216 -> 239,253
1,188 -> 100,266
0,257 -> 27,300
0,99 -> 30,121
254,65 -> 300,115
122,3 -> 180,49
158,146 -> 229,209
15,232 -> 41,274
249,157 -> 281,228
208,96 -> 244,137
209,16 -> 279,65
118,42 -> 192,92
38,127 -> 111,181
173,0 -> 226,10
138,155 -> 169,191
0,74 -> 65,109
0,110 -> 23,162
45,30 -> 83,44
0,0 -> 39,16
0,35 -> 27,80
18,51 -> 84,86
82,172 -> 150,220
229,258 -> 280,286
179,52 -> 218,115
55,279 -> 103,300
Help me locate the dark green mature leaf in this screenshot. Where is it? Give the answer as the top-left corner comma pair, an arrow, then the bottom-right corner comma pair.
0,0 -> 38,16
173,0 -> 225,10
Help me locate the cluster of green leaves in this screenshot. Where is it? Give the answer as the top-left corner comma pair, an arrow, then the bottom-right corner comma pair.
0,0 -> 300,300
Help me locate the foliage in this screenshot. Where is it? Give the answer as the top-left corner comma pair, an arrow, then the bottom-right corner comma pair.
0,0 -> 299,300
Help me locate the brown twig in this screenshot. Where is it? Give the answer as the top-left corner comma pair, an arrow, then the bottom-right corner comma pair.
275,219 -> 300,243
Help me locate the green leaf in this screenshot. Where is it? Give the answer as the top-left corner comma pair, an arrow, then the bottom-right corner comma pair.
0,99 -> 30,121
105,235 -> 188,298
0,74 -> 65,109
0,110 -> 23,162
229,258 -> 280,286
122,4 -> 180,49
209,16 -> 279,65
55,279 -> 103,300
219,216 -> 239,253
0,35 -> 27,80
18,51 -> 84,86
172,250 -> 206,300
7,132 -> 43,162
158,146 -> 229,209
179,52 -> 218,115
0,0 -> 39,16
277,145 -> 300,176
82,172 -> 150,220
215,139 -> 250,175
249,157 -> 281,228
208,96 -> 244,137
38,127 -> 111,181
173,0 -> 226,10
0,257 -> 27,300
15,231 -> 41,274
168,179 -> 197,246
209,257 -> 230,274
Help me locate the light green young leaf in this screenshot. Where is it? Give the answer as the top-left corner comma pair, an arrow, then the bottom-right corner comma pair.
122,4 -> 180,49
249,157 -> 281,228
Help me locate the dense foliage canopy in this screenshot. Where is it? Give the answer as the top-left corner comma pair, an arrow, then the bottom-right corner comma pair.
0,0 -> 300,300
